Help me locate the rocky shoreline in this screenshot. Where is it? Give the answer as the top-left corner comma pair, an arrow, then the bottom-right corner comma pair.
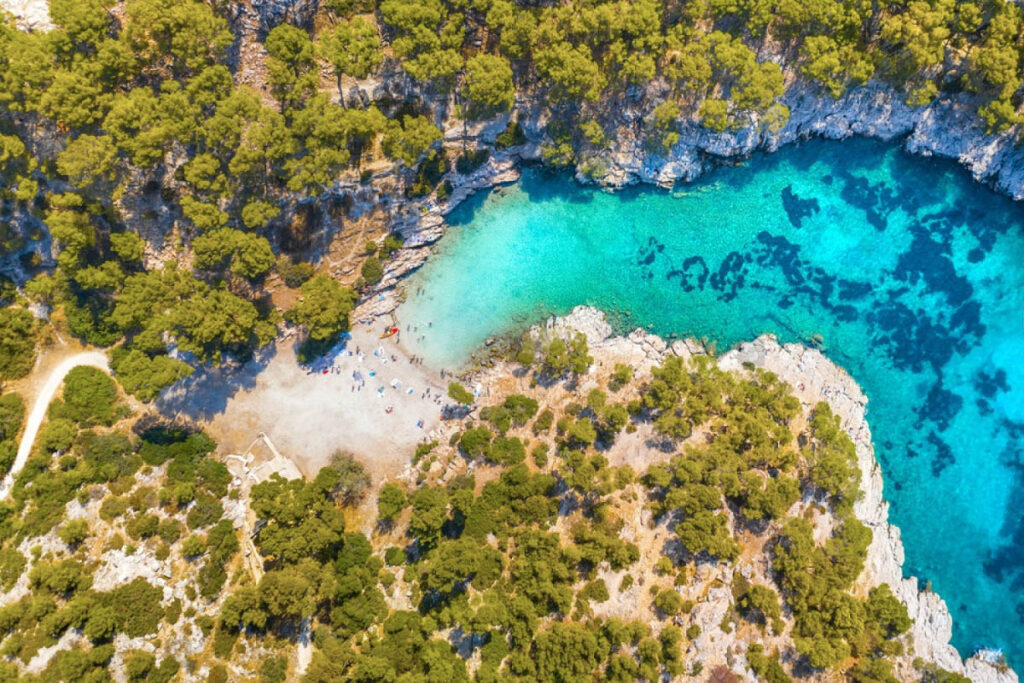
541,305 -> 1017,683
581,79 -> 1024,198
361,75 -> 1024,318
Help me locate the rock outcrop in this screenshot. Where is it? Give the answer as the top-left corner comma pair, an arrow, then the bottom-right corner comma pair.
0,0 -> 52,31
249,0 -> 320,30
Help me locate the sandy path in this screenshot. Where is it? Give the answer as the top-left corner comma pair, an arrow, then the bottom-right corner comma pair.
0,351 -> 109,499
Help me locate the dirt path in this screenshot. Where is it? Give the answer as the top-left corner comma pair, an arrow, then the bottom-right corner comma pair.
0,351 -> 109,499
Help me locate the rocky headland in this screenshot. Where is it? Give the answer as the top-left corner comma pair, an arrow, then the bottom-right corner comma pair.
524,305 -> 1018,683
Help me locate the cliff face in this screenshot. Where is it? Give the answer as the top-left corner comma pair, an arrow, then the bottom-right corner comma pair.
545,306 -> 1017,683
574,80 -> 1024,200
355,76 -> 1024,308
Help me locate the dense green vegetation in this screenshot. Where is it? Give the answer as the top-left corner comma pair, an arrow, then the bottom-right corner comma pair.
0,313 -> 968,680
0,308 -> 35,380
0,392 -> 24,476
193,341 -> 920,681
0,0 -> 422,399
0,0 -> 1007,678
0,366 -> 246,678
1,0 -> 1021,402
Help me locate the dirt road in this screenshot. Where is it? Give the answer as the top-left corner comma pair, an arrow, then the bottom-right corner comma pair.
0,351 -> 109,498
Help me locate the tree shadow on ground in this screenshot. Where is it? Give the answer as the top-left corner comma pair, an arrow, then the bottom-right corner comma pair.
155,344 -> 278,421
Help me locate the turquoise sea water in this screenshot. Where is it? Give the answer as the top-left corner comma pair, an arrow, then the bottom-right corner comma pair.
396,138 -> 1024,662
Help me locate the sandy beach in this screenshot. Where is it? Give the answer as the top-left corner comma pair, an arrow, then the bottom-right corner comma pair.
196,316 -> 459,482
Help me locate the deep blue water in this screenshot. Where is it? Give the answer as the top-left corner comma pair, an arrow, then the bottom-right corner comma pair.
396,138 -> 1024,663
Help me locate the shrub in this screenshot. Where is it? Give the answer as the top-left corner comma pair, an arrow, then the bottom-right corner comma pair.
447,382 -> 474,405
29,559 -> 92,595
408,487 -> 448,548
99,578 -> 163,638
0,393 -> 25,441
360,255 -> 384,285
378,484 -> 407,523
653,588 -> 685,616
198,559 -> 227,600
565,418 -> 597,447
384,547 -> 406,566
412,441 -> 436,465
489,436 -> 525,465
181,534 -> 205,558
58,519 -> 89,546
108,349 -> 192,402
380,234 -> 403,258
99,496 -> 129,522
459,426 -> 493,459
0,548 -> 25,591
737,584 -> 782,632
481,405 -> 512,433
206,519 -> 240,564
123,650 -> 155,682
53,367 -> 122,426
579,579 -> 609,603
187,494 -> 223,529
610,363 -> 633,391
675,510 -> 740,561
533,409 -> 554,434
328,452 -> 371,505
127,513 -> 160,540
151,657 -> 180,683
39,418 -> 77,453
260,656 -> 288,683
747,644 -> 791,683
164,599 -> 182,625
276,256 -> 315,288
503,394 -> 539,425
540,333 -> 592,377
208,663 -> 228,683
196,459 -> 231,497
0,308 -> 36,379
79,431 -> 138,482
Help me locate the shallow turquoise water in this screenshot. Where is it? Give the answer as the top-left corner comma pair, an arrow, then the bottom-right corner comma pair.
396,138 -> 1024,662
